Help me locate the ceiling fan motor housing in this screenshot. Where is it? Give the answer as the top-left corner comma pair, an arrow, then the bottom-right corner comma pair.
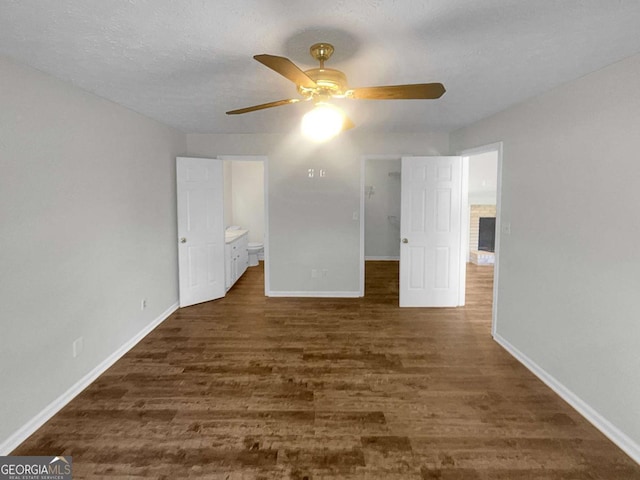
297,43 -> 349,99
298,67 -> 349,98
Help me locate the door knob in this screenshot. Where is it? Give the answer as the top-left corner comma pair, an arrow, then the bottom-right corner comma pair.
180,237 -> 187,243
402,238 -> 408,244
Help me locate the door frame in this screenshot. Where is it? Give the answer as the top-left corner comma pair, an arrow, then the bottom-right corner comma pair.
218,155 -> 270,296
457,142 -> 503,336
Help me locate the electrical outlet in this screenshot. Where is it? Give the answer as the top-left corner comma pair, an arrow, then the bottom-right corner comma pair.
308,168 -> 314,178
322,269 -> 328,277
311,269 -> 318,278
501,222 -> 511,235
141,299 -> 147,310
73,337 -> 84,358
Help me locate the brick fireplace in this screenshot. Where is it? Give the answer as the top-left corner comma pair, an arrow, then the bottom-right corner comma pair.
469,204 -> 496,265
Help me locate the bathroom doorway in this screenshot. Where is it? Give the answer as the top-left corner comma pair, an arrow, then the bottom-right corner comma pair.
219,155 -> 269,295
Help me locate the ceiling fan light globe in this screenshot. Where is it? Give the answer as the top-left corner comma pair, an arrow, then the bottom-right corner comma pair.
301,104 -> 345,142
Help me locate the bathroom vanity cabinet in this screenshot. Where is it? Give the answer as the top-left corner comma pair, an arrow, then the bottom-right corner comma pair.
225,229 -> 249,290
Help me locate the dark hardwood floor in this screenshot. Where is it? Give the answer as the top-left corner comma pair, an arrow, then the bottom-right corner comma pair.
13,262 -> 640,479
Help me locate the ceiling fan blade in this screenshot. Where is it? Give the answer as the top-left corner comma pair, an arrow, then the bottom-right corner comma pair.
226,98 -> 301,115
254,54 -> 317,89
349,83 -> 446,100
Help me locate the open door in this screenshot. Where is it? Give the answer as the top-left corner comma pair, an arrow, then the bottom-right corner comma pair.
400,156 -> 463,307
176,157 -> 226,307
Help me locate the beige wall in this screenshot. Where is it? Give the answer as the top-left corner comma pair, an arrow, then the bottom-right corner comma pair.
364,157 -> 402,259
0,55 -> 186,450
451,54 -> 640,459
468,150 -> 498,205
227,159 -> 265,244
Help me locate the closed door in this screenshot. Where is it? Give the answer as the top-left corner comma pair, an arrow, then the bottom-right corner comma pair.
400,156 -> 463,307
176,157 -> 225,307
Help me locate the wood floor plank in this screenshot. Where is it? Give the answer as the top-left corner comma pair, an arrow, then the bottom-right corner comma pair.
12,261 -> 640,479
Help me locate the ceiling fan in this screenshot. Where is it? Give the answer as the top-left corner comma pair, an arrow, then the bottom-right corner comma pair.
226,43 -> 446,117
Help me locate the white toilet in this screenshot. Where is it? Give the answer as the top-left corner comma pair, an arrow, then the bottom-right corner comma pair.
247,242 -> 263,267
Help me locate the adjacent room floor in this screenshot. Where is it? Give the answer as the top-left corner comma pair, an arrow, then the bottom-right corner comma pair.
13,262 -> 640,479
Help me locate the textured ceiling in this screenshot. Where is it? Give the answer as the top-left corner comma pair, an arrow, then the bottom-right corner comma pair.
2,0 -> 640,134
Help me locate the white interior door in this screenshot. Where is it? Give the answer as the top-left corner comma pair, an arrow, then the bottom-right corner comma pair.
177,157 -> 225,307
400,156 -> 463,307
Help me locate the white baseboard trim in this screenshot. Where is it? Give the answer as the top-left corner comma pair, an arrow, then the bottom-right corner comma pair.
365,256 -> 400,261
267,291 -> 362,298
494,333 -> 640,465
0,301 -> 179,456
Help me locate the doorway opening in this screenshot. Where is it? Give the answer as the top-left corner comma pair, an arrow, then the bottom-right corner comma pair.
360,155 -> 402,297
363,155 -> 402,261
459,143 -> 503,335
219,155 -> 269,295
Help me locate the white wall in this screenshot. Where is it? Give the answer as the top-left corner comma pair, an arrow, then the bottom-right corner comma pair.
468,150 -> 498,205
451,54 -> 640,461
0,55 -> 186,451
364,158 -> 401,259
187,132 -> 449,294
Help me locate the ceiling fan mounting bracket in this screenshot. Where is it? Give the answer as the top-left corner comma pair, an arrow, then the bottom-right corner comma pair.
309,43 -> 335,65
